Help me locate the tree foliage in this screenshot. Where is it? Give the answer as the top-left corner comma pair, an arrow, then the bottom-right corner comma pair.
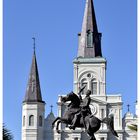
3,125 -> 13,140
128,124 -> 137,132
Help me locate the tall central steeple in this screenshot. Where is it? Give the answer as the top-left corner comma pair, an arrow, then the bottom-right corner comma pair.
78,0 -> 102,58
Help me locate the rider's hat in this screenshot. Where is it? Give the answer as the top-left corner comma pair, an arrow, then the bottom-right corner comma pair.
86,90 -> 91,96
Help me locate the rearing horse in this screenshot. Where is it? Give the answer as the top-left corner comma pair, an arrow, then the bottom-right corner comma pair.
52,92 -> 118,140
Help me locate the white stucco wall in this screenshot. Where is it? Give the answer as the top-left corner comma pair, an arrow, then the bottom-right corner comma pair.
22,102 -> 45,140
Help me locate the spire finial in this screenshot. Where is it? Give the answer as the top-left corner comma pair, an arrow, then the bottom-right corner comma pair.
127,104 -> 130,112
50,105 -> 53,113
32,37 -> 36,52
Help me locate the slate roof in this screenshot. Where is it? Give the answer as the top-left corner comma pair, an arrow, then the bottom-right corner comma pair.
23,51 -> 45,103
78,0 -> 102,58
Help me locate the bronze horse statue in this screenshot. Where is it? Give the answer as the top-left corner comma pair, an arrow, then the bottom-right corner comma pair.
52,92 -> 118,140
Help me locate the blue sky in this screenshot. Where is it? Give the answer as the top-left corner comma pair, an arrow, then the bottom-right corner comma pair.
4,0 -> 137,139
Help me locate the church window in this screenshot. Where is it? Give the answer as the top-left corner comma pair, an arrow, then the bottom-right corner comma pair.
87,30 -> 93,48
39,116 -> 43,126
23,116 -> 25,126
81,79 -> 87,95
91,79 -> 97,94
29,115 -> 34,126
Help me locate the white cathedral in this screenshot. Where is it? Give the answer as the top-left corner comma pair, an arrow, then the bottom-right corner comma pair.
21,0 -> 138,140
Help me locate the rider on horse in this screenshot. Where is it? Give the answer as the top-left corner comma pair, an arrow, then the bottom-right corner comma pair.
69,89 -> 92,130
52,88 -> 119,140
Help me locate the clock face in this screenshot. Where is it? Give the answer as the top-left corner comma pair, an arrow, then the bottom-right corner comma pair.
89,104 -> 97,115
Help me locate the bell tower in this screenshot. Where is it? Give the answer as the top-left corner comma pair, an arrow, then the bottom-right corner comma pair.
22,44 -> 45,140
73,0 -> 106,96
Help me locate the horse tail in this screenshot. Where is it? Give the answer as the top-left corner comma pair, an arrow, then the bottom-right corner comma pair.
102,117 -> 119,137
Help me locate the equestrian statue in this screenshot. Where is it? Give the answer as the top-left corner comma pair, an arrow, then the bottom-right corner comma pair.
52,86 -> 118,140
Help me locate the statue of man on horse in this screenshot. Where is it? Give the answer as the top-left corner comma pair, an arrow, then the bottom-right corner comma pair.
69,88 -> 92,131
52,86 -> 119,140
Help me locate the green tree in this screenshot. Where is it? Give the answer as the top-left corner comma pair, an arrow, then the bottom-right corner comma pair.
3,125 -> 13,140
128,124 -> 137,132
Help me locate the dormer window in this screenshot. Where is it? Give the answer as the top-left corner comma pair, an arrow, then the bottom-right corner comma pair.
87,30 -> 93,48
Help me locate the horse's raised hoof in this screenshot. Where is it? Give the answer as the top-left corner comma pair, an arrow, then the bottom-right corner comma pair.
57,130 -> 61,134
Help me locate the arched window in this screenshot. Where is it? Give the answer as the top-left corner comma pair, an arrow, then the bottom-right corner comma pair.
81,78 -> 87,95
39,116 -> 43,126
23,116 -> 25,126
91,79 -> 97,95
29,115 -> 34,126
74,138 -> 78,140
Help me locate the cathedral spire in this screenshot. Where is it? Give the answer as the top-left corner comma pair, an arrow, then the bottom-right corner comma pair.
78,0 -> 102,58
23,46 -> 44,103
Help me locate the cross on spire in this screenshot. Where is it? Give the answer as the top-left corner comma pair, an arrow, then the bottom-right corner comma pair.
32,37 -> 36,52
50,105 -> 53,113
127,104 -> 130,112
